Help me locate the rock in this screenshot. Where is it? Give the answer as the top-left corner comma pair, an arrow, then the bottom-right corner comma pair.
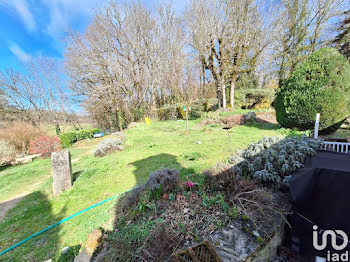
61,246 -> 70,255
11,154 -> 41,165
209,221 -> 259,261
73,249 -> 91,262
128,122 -> 137,129
246,225 -> 284,262
51,151 -> 72,195
85,229 -> 103,255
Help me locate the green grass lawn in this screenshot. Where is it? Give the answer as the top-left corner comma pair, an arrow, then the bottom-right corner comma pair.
0,117 -> 286,261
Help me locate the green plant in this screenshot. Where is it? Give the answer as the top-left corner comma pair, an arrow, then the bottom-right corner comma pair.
183,191 -> 191,199
113,219 -> 160,244
157,105 -> 178,120
59,128 -> 102,148
228,207 -> 239,219
59,132 -> 77,148
235,88 -> 275,109
275,48 -> 350,134
168,193 -> 175,202
227,136 -> 323,188
201,193 -> 225,208
256,236 -> 264,244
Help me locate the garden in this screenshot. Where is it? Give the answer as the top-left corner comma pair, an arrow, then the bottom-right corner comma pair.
0,8 -> 349,261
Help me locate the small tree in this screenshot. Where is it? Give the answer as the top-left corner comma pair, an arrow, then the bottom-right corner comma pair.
275,48 -> 350,133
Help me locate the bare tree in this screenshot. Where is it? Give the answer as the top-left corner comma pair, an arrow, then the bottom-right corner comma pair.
65,1 -> 192,129
186,0 -> 272,110
0,56 -> 72,129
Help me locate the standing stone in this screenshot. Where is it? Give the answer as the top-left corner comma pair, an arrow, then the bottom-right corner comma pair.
52,151 -> 72,195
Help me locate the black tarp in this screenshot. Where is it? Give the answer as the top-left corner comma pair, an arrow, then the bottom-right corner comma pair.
289,150 -> 350,257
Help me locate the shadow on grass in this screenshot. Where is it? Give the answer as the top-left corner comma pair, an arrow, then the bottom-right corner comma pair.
0,164 -> 12,172
131,153 -> 195,183
73,171 -> 84,183
245,120 -> 280,131
0,191 -> 71,262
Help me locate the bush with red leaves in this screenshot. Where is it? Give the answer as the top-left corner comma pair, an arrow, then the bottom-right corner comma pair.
29,135 -> 61,156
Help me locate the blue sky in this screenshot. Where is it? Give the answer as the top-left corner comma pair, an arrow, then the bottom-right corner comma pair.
0,0 -> 187,70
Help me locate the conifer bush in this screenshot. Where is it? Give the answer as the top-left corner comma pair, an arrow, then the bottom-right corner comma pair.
275,48 -> 350,134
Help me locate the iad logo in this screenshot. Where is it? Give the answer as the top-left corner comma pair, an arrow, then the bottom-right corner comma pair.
313,225 -> 349,261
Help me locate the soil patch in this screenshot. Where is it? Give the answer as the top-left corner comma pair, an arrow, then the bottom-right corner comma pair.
0,196 -> 25,222
200,111 -> 277,127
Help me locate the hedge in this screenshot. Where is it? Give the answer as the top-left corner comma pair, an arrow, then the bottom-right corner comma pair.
275,48 -> 350,133
59,128 -> 101,148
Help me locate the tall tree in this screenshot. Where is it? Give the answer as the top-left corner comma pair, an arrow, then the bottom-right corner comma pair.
65,1 -> 191,129
333,10 -> 350,59
277,0 -> 345,83
186,0 -> 271,109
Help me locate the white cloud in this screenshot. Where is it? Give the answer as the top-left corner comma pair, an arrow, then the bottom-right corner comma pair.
42,0 -> 101,40
8,42 -> 31,62
1,0 -> 37,32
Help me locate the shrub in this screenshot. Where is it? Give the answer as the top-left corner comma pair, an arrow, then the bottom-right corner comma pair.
0,122 -> 42,154
29,135 -> 61,156
227,136 -> 324,188
275,48 -> 350,133
204,98 -> 219,111
158,105 -> 177,120
89,128 -> 101,135
241,111 -> 257,124
59,132 -> 77,148
252,97 -> 273,109
158,98 -> 218,121
94,139 -> 123,157
235,88 -> 275,109
76,130 -> 92,140
0,140 -> 16,164
146,168 -> 179,193
60,128 -> 101,148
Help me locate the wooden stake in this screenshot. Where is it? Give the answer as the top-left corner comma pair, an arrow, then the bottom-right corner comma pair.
186,108 -> 188,134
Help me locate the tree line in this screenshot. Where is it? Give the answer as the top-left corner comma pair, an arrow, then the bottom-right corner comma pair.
1,0 -> 349,131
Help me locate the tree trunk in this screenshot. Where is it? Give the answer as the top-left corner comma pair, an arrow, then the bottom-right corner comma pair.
222,84 -> 226,110
116,109 -> 123,131
230,73 -> 237,109
217,86 -> 222,108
